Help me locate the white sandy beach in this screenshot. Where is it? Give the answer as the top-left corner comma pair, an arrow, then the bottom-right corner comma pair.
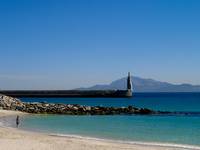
0,110 -> 199,150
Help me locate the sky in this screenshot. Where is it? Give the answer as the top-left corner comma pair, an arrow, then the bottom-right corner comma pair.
0,0 -> 200,89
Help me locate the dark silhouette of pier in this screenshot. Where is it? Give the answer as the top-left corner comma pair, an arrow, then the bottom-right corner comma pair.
0,73 -> 133,98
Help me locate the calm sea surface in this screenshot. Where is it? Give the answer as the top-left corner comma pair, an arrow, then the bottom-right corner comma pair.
5,93 -> 200,146
21,92 -> 200,112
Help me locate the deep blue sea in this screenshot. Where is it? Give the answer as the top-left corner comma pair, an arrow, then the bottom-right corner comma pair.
4,93 -> 200,146
21,92 -> 200,112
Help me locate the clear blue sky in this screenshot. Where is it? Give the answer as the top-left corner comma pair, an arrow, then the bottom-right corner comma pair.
0,0 -> 200,89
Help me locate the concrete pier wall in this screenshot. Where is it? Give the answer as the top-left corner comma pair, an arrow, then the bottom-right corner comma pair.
0,90 -> 132,98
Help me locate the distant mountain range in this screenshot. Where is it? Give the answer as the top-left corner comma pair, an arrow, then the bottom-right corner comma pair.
77,76 -> 200,92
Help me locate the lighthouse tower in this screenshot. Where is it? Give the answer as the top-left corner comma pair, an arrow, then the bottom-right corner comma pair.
126,72 -> 132,97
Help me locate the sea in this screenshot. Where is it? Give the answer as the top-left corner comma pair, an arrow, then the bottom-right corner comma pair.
2,92 -> 200,147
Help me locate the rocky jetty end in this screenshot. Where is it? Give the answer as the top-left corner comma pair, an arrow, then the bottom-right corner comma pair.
0,94 -> 155,115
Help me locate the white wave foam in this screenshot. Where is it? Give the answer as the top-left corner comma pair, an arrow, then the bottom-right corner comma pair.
50,133 -> 200,150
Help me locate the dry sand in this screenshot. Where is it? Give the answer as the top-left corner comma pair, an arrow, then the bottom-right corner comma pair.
0,110 -> 199,150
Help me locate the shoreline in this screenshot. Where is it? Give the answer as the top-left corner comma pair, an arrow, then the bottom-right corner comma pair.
49,133 -> 200,150
0,110 -> 200,150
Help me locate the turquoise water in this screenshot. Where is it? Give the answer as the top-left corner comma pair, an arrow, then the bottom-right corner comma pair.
21,93 -> 200,112
14,93 -> 200,146
18,114 -> 200,146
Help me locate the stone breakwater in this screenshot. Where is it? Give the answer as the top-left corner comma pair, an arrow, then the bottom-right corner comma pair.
0,94 -> 154,115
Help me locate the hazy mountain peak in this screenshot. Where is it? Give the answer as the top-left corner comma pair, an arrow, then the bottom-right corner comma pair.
77,76 -> 200,92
